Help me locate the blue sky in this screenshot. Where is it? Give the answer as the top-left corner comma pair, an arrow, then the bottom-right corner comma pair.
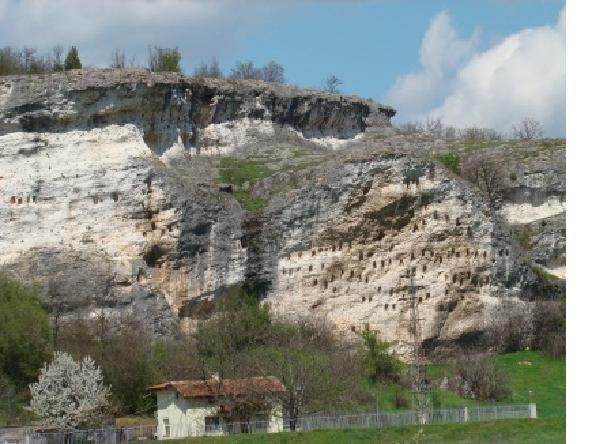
232,0 -> 564,100
0,0 -> 566,135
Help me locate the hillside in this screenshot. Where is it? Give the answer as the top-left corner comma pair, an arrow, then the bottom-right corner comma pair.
0,69 -> 565,359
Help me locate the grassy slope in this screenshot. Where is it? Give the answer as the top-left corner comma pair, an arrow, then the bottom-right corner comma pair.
163,418 -> 565,444
159,352 -> 565,443
495,352 -> 565,418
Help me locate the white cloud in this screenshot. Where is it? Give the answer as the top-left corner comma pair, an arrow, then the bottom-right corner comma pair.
385,11 -> 479,123
386,8 -> 566,137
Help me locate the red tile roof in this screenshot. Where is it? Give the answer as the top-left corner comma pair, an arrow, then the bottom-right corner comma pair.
147,376 -> 287,398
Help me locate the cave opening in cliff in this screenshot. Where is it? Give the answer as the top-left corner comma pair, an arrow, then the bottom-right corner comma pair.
144,244 -> 167,267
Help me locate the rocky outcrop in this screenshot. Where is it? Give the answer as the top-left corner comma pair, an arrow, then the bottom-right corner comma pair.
0,69 -> 394,155
0,70 -> 563,357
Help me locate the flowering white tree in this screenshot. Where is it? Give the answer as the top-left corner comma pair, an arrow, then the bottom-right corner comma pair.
29,351 -> 111,430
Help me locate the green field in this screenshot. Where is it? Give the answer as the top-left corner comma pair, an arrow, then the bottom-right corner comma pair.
158,352 -> 565,443
163,417 -> 564,444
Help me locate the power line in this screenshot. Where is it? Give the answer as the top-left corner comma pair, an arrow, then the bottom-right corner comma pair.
401,269 -> 431,423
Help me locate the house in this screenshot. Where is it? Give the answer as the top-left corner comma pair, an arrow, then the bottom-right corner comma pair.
148,376 -> 287,438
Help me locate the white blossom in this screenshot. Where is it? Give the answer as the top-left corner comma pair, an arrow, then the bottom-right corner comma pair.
29,351 -> 111,430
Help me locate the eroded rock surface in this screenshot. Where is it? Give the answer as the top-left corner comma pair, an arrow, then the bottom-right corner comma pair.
0,70 -> 564,357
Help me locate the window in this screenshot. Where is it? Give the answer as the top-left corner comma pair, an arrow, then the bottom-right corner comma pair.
205,416 -> 220,433
163,418 -> 170,437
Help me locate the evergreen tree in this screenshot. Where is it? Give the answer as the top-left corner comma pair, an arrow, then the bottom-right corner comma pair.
64,46 -> 82,70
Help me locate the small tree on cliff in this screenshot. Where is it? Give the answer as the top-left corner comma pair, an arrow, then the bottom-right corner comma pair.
322,75 -> 342,93
64,46 -> 82,70
29,351 -> 111,429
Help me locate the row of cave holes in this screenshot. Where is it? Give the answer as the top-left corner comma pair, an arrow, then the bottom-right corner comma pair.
289,241 -> 353,260
283,247 -> 489,277
309,268 -> 490,293
10,195 -> 37,204
411,215 -> 474,238
91,192 -> 120,204
288,218 -> 467,260
10,190 -> 123,206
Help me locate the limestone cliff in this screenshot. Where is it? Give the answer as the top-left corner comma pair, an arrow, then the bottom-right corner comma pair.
0,69 -> 564,358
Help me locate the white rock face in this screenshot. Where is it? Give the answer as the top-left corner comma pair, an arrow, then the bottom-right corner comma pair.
198,118 -> 363,155
0,124 -> 248,326
0,125 -> 154,266
543,265 -> 566,280
265,158 -> 525,359
500,198 -> 565,224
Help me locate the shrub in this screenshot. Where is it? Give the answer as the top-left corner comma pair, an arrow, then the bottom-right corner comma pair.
148,46 -> 181,72
228,60 -> 286,83
454,355 -> 510,401
359,327 -> 404,383
64,46 -> 82,70
435,152 -> 460,174
512,117 -> 543,139
261,61 -> 285,83
229,60 -> 260,80
195,57 -> 223,78
394,387 -> 410,408
532,300 -> 565,359
500,312 -> 532,353
517,226 -> 532,250
0,275 -> 52,386
0,46 -> 56,75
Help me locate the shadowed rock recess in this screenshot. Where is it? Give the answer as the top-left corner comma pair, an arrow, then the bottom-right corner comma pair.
0,69 -> 564,359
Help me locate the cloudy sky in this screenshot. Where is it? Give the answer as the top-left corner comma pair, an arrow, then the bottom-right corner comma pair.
0,0 -> 566,136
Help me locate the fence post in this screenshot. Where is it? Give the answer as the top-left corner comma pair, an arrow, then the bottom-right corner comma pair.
463,407 -> 469,423
528,403 -> 537,419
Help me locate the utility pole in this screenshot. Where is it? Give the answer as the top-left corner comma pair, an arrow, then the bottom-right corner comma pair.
406,270 -> 431,424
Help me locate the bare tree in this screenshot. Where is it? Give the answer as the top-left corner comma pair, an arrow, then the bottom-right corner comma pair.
195,57 -> 223,78
461,154 -> 505,207
47,279 -> 68,348
229,60 -> 261,80
52,45 -> 64,71
512,117 -> 543,139
111,49 -> 126,69
260,61 -> 285,83
322,74 -> 342,93
425,117 -> 443,138
250,320 -> 360,431
453,354 -> 510,401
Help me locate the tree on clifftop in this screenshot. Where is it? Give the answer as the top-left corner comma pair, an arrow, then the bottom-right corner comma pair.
148,46 -> 181,72
512,117 -> 543,139
322,74 -> 342,93
64,46 -> 82,70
